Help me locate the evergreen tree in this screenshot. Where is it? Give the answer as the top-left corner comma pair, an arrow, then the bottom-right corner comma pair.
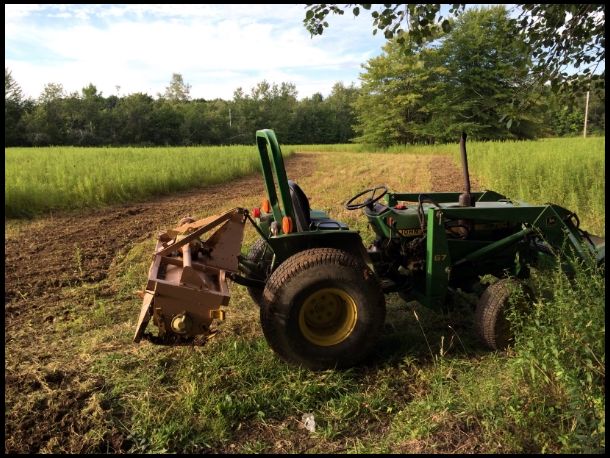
5,68 -> 27,146
161,73 -> 192,103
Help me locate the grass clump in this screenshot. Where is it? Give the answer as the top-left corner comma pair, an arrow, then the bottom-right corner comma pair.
506,258 -> 605,453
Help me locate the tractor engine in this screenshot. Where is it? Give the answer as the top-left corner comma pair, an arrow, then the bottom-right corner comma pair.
370,232 -> 426,291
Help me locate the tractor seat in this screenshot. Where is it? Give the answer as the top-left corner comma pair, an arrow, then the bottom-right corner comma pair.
288,179 -> 311,231
288,180 -> 348,232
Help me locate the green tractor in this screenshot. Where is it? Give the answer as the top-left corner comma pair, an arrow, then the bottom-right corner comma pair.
134,129 -> 604,370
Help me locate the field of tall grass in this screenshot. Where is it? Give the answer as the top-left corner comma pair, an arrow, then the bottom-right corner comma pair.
5,145 -> 293,218
291,143 -> 450,154
6,137 -> 603,236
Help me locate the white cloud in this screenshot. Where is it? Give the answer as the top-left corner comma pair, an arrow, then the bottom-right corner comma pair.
5,4 -> 386,100
4,4 -> 46,21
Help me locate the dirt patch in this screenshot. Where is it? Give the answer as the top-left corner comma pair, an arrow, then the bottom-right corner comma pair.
428,155 -> 480,192
4,369 -> 114,453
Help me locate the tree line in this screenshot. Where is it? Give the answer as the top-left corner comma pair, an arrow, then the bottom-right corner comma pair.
4,73 -> 359,147
5,6 -> 604,147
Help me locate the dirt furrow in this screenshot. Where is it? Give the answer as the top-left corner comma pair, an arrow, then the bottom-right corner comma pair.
4,154 -> 317,323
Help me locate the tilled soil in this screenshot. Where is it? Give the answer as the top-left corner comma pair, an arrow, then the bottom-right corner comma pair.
428,154 -> 480,193
5,154 -> 317,322
5,152 -> 476,453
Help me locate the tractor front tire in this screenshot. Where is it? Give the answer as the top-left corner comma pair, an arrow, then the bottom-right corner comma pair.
475,278 -> 532,350
260,248 -> 385,370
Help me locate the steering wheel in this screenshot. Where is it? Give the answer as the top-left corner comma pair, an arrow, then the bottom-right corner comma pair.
345,185 -> 389,210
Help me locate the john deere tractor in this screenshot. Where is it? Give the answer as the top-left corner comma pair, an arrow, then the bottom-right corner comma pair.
134,129 -> 604,370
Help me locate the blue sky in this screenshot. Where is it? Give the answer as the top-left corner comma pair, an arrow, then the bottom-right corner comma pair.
6,4 -> 602,101
5,4 -> 392,100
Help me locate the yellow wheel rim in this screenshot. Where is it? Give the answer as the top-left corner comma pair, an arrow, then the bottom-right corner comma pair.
298,288 -> 358,346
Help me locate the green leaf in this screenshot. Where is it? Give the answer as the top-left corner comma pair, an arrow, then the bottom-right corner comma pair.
353,6 -> 360,17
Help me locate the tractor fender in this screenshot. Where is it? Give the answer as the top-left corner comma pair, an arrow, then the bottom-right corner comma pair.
266,230 -> 372,270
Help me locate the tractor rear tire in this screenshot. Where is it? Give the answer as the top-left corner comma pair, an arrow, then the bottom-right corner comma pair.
245,238 -> 273,307
475,278 -> 532,350
260,248 -> 385,370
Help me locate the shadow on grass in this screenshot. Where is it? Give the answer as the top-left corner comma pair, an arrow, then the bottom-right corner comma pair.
358,293 -> 490,370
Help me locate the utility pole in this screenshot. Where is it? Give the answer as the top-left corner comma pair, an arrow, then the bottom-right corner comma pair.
583,90 -> 590,138
229,108 -> 232,128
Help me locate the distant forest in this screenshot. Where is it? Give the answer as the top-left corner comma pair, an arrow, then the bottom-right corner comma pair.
5,7 -> 605,147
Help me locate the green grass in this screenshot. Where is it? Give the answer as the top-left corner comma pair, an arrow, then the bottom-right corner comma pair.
507,259 -> 605,453
5,145 -> 293,218
7,138 -> 603,236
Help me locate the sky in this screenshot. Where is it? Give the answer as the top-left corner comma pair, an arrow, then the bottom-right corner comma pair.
5,4 -> 391,101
